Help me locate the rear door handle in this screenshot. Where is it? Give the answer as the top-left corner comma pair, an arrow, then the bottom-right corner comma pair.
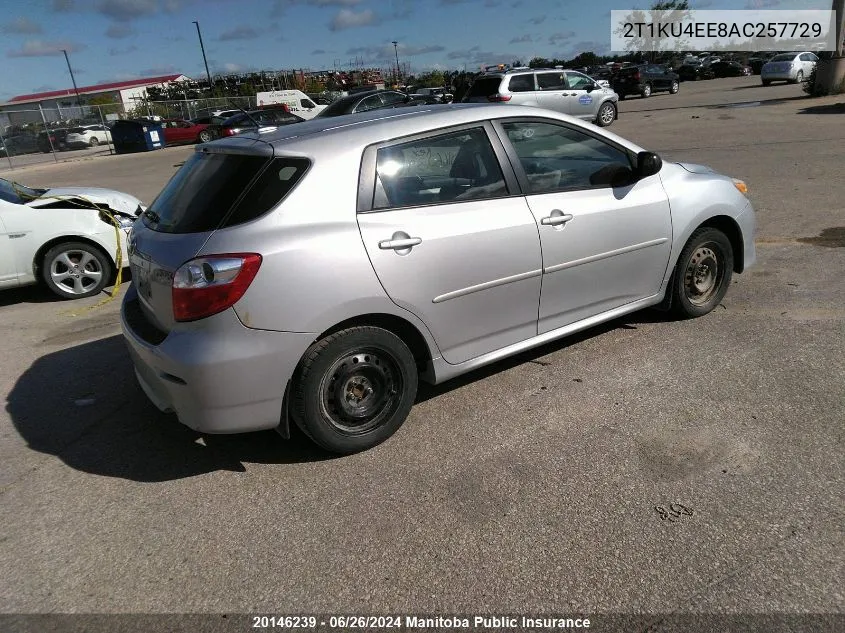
541,213 -> 574,226
379,237 -> 422,250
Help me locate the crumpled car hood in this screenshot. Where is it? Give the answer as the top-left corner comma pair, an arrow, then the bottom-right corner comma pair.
28,187 -> 145,216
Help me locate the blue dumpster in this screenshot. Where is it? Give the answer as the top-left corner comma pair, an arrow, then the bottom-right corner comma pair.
111,119 -> 167,154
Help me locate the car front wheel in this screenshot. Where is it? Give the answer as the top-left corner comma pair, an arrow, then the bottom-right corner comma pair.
198,130 -> 212,143
669,80 -> 679,94
670,228 -> 734,318
641,83 -> 652,97
596,102 -> 616,127
42,241 -> 112,299
89,137 -> 99,147
291,326 -> 418,454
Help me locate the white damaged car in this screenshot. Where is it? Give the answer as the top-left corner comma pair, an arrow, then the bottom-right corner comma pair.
0,177 -> 143,299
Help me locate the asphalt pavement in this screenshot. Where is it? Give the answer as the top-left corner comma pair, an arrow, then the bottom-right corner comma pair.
1,75 -> 843,630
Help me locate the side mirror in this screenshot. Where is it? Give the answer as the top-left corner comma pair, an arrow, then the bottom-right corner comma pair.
635,151 -> 663,179
585,83 -> 596,93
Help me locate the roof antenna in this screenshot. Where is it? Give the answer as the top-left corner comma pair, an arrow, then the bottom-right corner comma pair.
225,97 -> 264,130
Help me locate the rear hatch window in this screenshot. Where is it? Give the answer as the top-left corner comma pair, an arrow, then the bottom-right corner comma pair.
142,152 -> 309,234
466,76 -> 503,98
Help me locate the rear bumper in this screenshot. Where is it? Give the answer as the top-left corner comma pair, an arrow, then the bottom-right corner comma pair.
120,285 -> 315,434
761,70 -> 796,81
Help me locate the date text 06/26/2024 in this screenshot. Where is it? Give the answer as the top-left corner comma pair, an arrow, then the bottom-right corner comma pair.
250,615 -> 593,629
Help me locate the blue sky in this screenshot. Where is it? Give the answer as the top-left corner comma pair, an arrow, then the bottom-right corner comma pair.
0,0 -> 832,100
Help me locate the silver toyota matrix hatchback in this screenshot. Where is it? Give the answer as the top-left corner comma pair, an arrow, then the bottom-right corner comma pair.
122,104 -> 756,454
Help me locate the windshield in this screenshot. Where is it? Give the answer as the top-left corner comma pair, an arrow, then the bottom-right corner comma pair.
0,178 -> 44,204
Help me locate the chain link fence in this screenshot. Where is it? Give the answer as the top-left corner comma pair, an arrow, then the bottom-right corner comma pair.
0,97 -> 271,172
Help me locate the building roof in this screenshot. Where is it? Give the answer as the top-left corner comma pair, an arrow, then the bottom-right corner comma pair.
4,74 -> 188,105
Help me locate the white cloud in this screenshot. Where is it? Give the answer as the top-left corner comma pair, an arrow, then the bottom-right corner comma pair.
329,8 -> 379,31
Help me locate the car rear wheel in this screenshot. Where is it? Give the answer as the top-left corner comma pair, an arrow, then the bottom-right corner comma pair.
42,241 -> 112,300
291,326 -> 418,454
641,83 -> 652,98
596,102 -> 616,127
198,130 -> 212,143
762,79 -> 771,86
670,228 -> 734,319
89,137 -> 99,147
669,80 -> 679,94
794,70 -> 804,83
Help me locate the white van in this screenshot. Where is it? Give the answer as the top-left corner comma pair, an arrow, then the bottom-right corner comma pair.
255,90 -> 326,120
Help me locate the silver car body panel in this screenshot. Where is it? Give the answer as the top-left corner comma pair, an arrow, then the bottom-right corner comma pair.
121,104 -> 756,434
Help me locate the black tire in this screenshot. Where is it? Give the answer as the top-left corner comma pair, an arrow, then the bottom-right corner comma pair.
41,241 -> 113,300
198,130 -> 212,143
670,228 -> 734,319
641,83 -> 652,98
669,80 -> 679,94
762,79 -> 771,86
596,101 -> 616,127
89,137 -> 99,147
291,326 -> 418,454
794,70 -> 804,84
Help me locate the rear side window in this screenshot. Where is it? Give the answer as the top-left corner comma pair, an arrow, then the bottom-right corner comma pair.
467,76 -> 503,97
507,74 -> 535,92
143,152 -> 309,233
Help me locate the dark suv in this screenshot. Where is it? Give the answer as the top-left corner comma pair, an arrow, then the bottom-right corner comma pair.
612,64 -> 680,99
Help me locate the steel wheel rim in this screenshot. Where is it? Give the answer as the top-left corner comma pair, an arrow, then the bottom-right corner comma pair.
600,104 -> 614,124
319,347 -> 403,435
50,249 -> 103,295
199,131 -> 211,142
684,245 -> 722,306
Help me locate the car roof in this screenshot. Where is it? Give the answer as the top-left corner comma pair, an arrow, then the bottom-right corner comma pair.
198,103 -> 645,159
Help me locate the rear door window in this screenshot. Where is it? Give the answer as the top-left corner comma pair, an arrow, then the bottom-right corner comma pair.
537,72 -> 566,90
372,127 -> 508,209
142,153 -> 310,233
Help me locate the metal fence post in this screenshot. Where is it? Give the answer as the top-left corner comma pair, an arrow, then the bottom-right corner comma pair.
96,106 -> 114,155
0,127 -> 14,171
38,104 -> 59,164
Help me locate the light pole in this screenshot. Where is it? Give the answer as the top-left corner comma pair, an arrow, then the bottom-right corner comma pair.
193,20 -> 213,91
392,40 -> 400,84
61,49 -> 82,116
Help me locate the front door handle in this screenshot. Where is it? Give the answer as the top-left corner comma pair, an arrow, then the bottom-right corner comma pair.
378,231 -> 422,251
541,212 -> 574,226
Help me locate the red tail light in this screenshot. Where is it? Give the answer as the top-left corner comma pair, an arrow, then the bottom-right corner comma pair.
172,253 -> 262,322
488,94 -> 512,102
222,127 -> 241,136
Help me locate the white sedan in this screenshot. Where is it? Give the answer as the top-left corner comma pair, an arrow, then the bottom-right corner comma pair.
64,124 -> 113,148
0,177 -> 143,299
761,51 -> 819,85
